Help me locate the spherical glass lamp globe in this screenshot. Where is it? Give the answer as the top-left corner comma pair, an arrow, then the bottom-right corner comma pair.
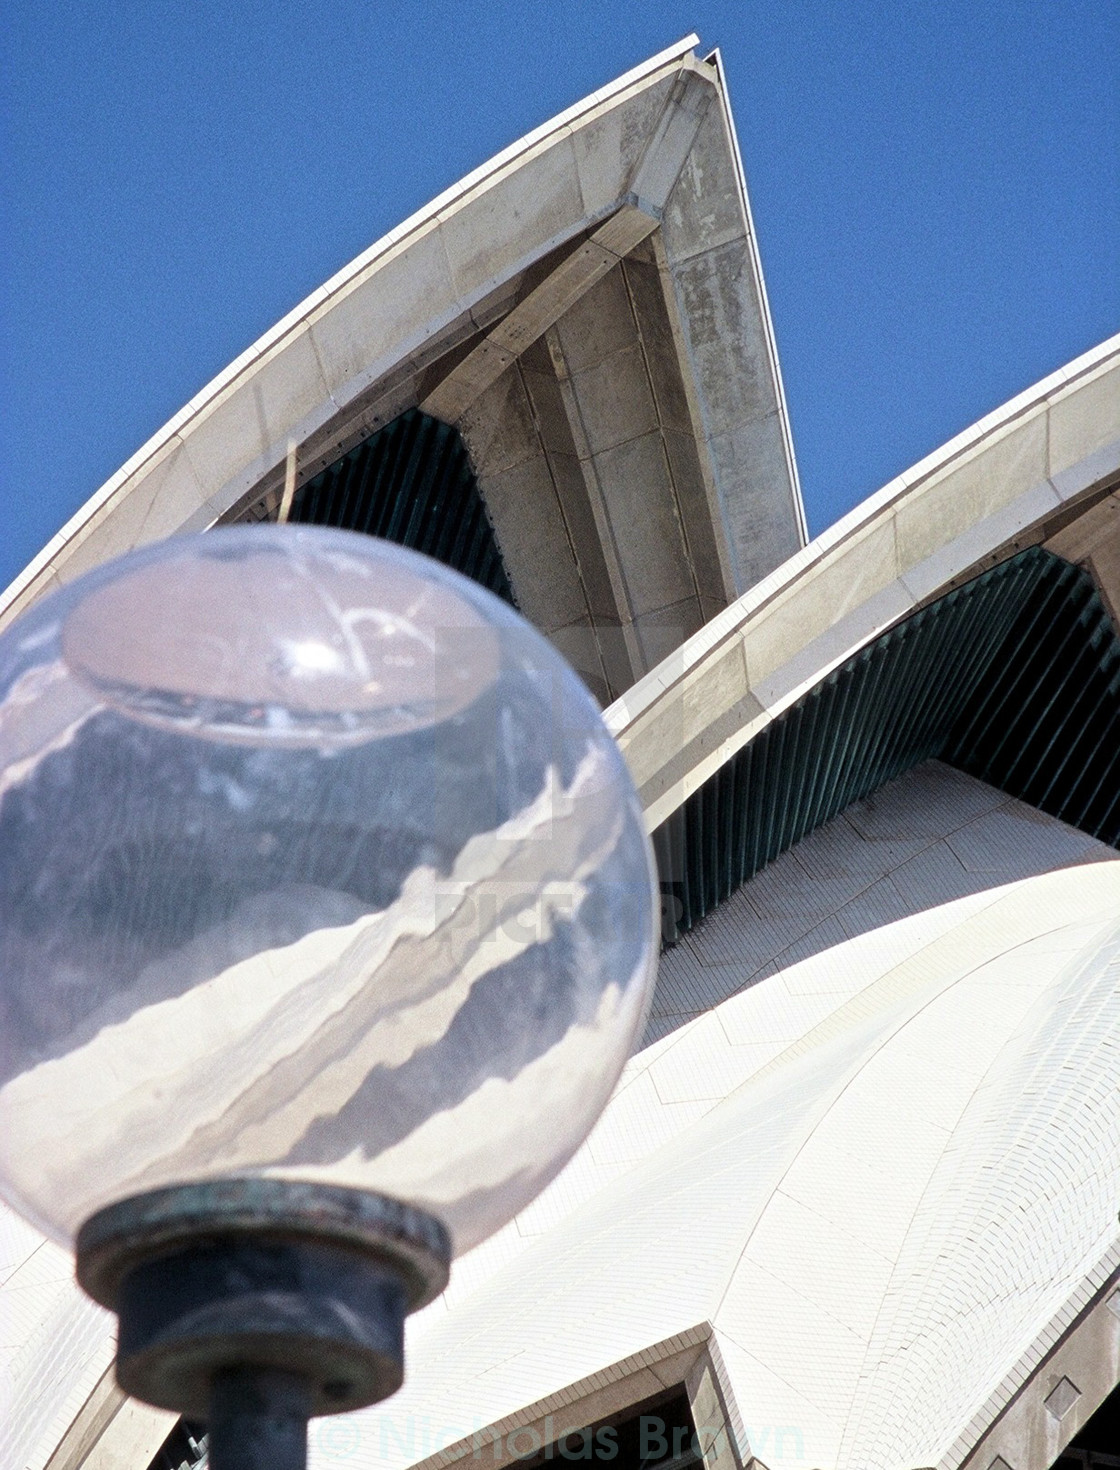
0,525 -> 659,1260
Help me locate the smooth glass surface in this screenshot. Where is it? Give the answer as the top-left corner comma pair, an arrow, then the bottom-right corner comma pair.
0,526 -> 658,1252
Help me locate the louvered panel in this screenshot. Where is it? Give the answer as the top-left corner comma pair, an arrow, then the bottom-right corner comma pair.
657,549 -> 1120,943
290,409 -> 516,606
946,561 -> 1120,845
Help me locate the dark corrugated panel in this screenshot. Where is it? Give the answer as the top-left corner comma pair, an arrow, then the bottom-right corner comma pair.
946,563 -> 1120,837
655,549 -> 1120,943
291,409 -> 516,605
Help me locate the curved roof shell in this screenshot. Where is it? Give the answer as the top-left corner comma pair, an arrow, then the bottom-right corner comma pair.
0,35 -> 807,705
352,761 -> 1119,1470
610,333 -> 1120,829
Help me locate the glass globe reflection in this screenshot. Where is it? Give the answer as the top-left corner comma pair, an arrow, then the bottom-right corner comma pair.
0,526 -> 658,1253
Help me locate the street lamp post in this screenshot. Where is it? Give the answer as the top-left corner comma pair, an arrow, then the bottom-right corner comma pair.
0,527 -> 659,1468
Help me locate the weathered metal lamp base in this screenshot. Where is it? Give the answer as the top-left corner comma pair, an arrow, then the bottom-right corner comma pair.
76,1179 -> 451,1470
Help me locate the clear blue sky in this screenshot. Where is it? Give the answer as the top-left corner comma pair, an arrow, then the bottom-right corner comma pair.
2,1 -> 1118,596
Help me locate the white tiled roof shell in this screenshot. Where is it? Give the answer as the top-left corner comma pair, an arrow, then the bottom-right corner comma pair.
0,1216 -> 112,1470
325,762 -> 1120,1470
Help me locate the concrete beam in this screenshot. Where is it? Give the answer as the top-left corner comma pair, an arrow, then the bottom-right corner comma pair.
420,205 -> 658,423
628,67 -> 715,218
1046,487 -> 1120,629
421,69 -> 713,426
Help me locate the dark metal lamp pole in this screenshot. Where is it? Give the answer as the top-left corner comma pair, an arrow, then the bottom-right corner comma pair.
76,1179 -> 450,1470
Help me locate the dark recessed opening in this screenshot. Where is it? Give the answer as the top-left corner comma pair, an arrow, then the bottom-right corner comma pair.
145,1418 -> 207,1470
512,1384 -> 705,1470
1056,1373 -> 1120,1467
290,408 -> 516,607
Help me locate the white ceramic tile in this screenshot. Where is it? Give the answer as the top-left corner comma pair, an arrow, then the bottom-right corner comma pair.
713,1329 -> 841,1470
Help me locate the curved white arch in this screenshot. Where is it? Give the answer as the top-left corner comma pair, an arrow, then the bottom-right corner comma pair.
608,333 -> 1120,830
0,37 -> 808,1470
1,38 -> 702,630
0,32 -> 806,647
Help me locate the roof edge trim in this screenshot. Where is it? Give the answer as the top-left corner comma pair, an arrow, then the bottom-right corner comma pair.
705,46 -> 807,548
